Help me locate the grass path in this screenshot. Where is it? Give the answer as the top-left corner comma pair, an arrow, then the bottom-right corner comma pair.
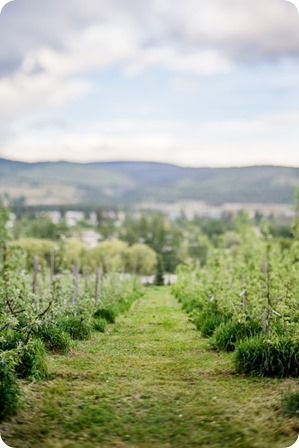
1,287 -> 299,448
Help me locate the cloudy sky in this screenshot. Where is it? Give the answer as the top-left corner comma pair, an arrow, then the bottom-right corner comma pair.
0,0 -> 299,167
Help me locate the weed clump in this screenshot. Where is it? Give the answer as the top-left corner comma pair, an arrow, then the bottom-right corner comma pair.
209,320 -> 262,352
59,315 -> 93,340
234,335 -> 299,377
194,310 -> 230,338
0,329 -> 25,351
154,255 -> 164,286
36,322 -> 71,353
16,339 -> 48,380
93,317 -> 107,332
182,299 -> 204,315
94,307 -> 118,324
0,350 -> 21,420
282,390 -> 299,417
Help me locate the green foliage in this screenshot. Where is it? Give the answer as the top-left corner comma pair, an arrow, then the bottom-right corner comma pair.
154,255 -> 164,286
94,307 -> 118,324
88,240 -> 128,273
234,335 -> 299,377
13,215 -> 69,240
12,236 -> 158,276
0,328 -> 26,351
181,298 -> 204,315
2,287 -> 297,448
92,317 -> 107,332
174,212 -> 299,369
0,206 -> 10,249
58,315 -> 93,340
93,290 -> 143,326
64,238 -> 86,271
200,218 -> 237,242
11,238 -> 56,269
281,390 -> 299,417
16,339 -> 48,381
172,264 -> 205,309
120,213 -> 183,272
36,322 -> 71,354
0,350 -> 21,420
209,320 -> 263,352
0,206 -> 144,422
292,186 -> 299,240
125,243 -> 157,275
114,296 -> 136,314
194,310 -> 230,338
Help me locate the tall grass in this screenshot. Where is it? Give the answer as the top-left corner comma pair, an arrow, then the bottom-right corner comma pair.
16,339 -> 48,380
209,320 -> 263,352
194,310 -> 230,338
281,390 -> 299,417
58,315 -> 93,340
36,322 -> 71,353
0,350 -> 21,420
234,335 -> 299,377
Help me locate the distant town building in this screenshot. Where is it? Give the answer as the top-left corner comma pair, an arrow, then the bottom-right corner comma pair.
137,200 -> 294,220
81,230 -> 101,248
88,212 -> 98,226
6,213 -> 16,229
46,211 -> 61,224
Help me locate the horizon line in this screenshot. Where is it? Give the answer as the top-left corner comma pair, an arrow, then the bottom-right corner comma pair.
0,156 -> 299,170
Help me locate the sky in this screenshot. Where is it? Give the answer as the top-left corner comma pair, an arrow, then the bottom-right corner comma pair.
0,0 -> 299,167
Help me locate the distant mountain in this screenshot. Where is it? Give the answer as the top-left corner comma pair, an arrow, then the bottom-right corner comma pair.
0,158 -> 298,207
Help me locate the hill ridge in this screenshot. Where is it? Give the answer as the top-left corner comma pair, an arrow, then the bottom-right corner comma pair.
0,158 -> 298,206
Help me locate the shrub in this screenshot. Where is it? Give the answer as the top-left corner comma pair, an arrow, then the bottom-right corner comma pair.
154,255 -> 164,286
59,315 -> 93,340
234,335 -> 299,377
115,298 -> 134,314
281,390 -> 299,417
36,323 -> 71,354
119,290 -> 143,312
93,291 -> 142,326
16,339 -> 48,381
182,299 -> 204,315
194,310 -> 230,338
94,307 -> 118,324
209,320 -> 263,352
93,317 -> 107,333
114,301 -> 127,315
0,350 -> 21,420
0,330 -> 25,351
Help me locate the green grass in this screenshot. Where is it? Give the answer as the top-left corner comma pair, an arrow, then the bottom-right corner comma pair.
282,390 -> 299,417
1,288 -> 298,448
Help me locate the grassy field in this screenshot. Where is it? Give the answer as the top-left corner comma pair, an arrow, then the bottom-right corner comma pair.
1,288 -> 299,448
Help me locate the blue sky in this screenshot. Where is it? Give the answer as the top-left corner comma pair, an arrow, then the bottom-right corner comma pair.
0,0 -> 299,166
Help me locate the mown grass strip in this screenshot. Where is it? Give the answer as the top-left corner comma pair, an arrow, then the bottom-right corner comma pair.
1,287 -> 298,448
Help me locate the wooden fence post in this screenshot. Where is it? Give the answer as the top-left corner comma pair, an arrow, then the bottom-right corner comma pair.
95,267 -> 99,307
100,268 -> 104,301
32,255 -> 38,306
50,249 -> 55,283
73,264 -> 79,316
84,267 -> 89,292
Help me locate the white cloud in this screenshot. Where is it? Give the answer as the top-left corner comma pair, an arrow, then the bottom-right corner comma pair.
94,119 -> 187,133
0,70 -> 90,121
0,0 -> 299,164
0,21 -> 142,130
125,46 -> 232,76
2,113 -> 299,167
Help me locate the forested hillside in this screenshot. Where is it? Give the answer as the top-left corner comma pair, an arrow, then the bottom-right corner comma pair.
0,158 -> 298,206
